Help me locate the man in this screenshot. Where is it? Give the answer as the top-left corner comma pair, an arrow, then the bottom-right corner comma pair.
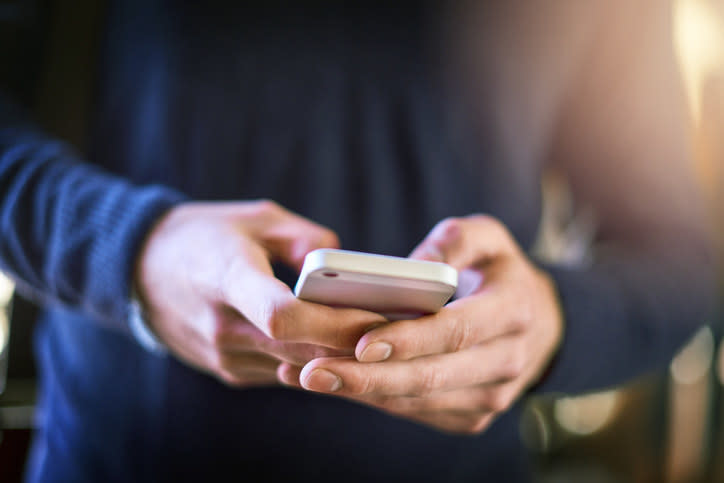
0,1 -> 715,481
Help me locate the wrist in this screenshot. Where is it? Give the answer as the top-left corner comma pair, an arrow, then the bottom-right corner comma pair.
128,205 -> 183,356
530,268 -> 565,388
128,284 -> 168,356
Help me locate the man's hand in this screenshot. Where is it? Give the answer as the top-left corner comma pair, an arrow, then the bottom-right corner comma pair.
134,200 -> 386,387
279,215 -> 563,434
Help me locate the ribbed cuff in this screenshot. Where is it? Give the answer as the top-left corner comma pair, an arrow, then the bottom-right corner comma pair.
530,263 -> 630,395
129,284 -> 169,356
83,183 -> 188,327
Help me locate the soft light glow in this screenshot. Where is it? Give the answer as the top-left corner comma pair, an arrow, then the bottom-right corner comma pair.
0,271 -> 14,306
519,403 -> 553,453
670,326 -> 714,385
0,272 -> 13,361
674,0 -> 724,123
717,337 -> 724,386
554,390 -> 620,436
0,309 -> 8,395
0,311 -> 7,356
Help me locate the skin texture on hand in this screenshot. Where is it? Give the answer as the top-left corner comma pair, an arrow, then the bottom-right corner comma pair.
278,215 -> 564,435
134,200 -> 387,388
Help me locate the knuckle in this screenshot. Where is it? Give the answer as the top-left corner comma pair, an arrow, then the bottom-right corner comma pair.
376,396 -> 407,414
390,396 -> 426,414
218,258 -> 245,303
218,370 -> 245,387
207,315 -> 231,350
414,367 -> 443,396
487,389 -> 515,413
472,392 -> 493,412
500,346 -> 526,380
215,352 -> 235,373
449,415 -> 487,436
517,294 -> 534,329
470,214 -> 505,235
449,316 -> 473,353
470,214 -> 512,242
469,213 -> 498,227
265,299 -> 295,341
283,344 -> 318,366
507,318 -> 523,335
251,199 -> 286,221
255,199 -> 280,214
460,422 -> 483,436
434,217 -> 463,239
501,357 -> 524,381
308,344 -> 339,361
353,370 -> 378,396
265,314 -> 284,341
207,350 -> 226,374
470,416 -> 491,434
504,293 -> 532,333
512,312 -> 531,333
318,228 -> 340,249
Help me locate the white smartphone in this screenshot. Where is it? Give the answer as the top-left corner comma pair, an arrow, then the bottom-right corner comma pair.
294,248 -> 458,320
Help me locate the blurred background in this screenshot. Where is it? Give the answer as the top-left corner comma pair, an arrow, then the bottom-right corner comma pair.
1,0 -> 723,482
526,0 -> 724,481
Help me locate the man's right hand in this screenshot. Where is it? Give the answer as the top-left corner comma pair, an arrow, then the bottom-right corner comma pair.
133,200 -> 386,387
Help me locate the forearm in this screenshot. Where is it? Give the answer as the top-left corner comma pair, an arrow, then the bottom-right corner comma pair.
534,241 -> 716,394
0,97 -> 187,326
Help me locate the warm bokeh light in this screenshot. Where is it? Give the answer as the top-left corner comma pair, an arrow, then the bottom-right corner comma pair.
674,0 -> 724,124
718,337 -> 724,385
0,272 -> 13,307
0,272 -> 12,397
666,326 -> 715,483
0,272 -> 13,358
553,390 -> 621,436
674,0 -> 724,263
670,326 -> 715,385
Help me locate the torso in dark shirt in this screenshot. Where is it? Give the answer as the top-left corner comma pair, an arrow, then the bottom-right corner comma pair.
31,2 -> 543,481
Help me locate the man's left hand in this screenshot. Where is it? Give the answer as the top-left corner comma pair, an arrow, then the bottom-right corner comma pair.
279,215 -> 564,434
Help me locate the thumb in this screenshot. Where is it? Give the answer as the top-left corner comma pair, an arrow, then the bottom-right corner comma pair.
285,228 -> 340,271
244,202 -> 340,272
409,215 -> 513,270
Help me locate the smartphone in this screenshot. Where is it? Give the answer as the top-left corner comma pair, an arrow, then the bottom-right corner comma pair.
294,248 -> 458,320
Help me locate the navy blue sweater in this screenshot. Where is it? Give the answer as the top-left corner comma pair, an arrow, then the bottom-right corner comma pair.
0,2 -> 715,481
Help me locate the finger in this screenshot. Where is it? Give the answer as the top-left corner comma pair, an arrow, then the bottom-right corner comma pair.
365,383 -> 519,415
301,339 -> 525,397
409,215 -> 516,270
210,310 -> 353,364
279,367 -> 493,434
287,364 -> 519,414
286,364 -> 506,434
337,395 -> 496,435
356,294 -> 521,362
401,411 -> 495,435
220,262 -> 387,348
238,200 -> 341,271
219,373 -> 280,388
277,362 -> 303,387
214,351 -> 281,386
260,339 -> 352,366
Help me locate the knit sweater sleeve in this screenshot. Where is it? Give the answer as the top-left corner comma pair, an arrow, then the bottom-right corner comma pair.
0,95 -> 187,329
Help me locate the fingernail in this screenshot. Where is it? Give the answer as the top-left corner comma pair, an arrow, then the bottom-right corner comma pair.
359,342 -> 392,362
304,369 -> 342,392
